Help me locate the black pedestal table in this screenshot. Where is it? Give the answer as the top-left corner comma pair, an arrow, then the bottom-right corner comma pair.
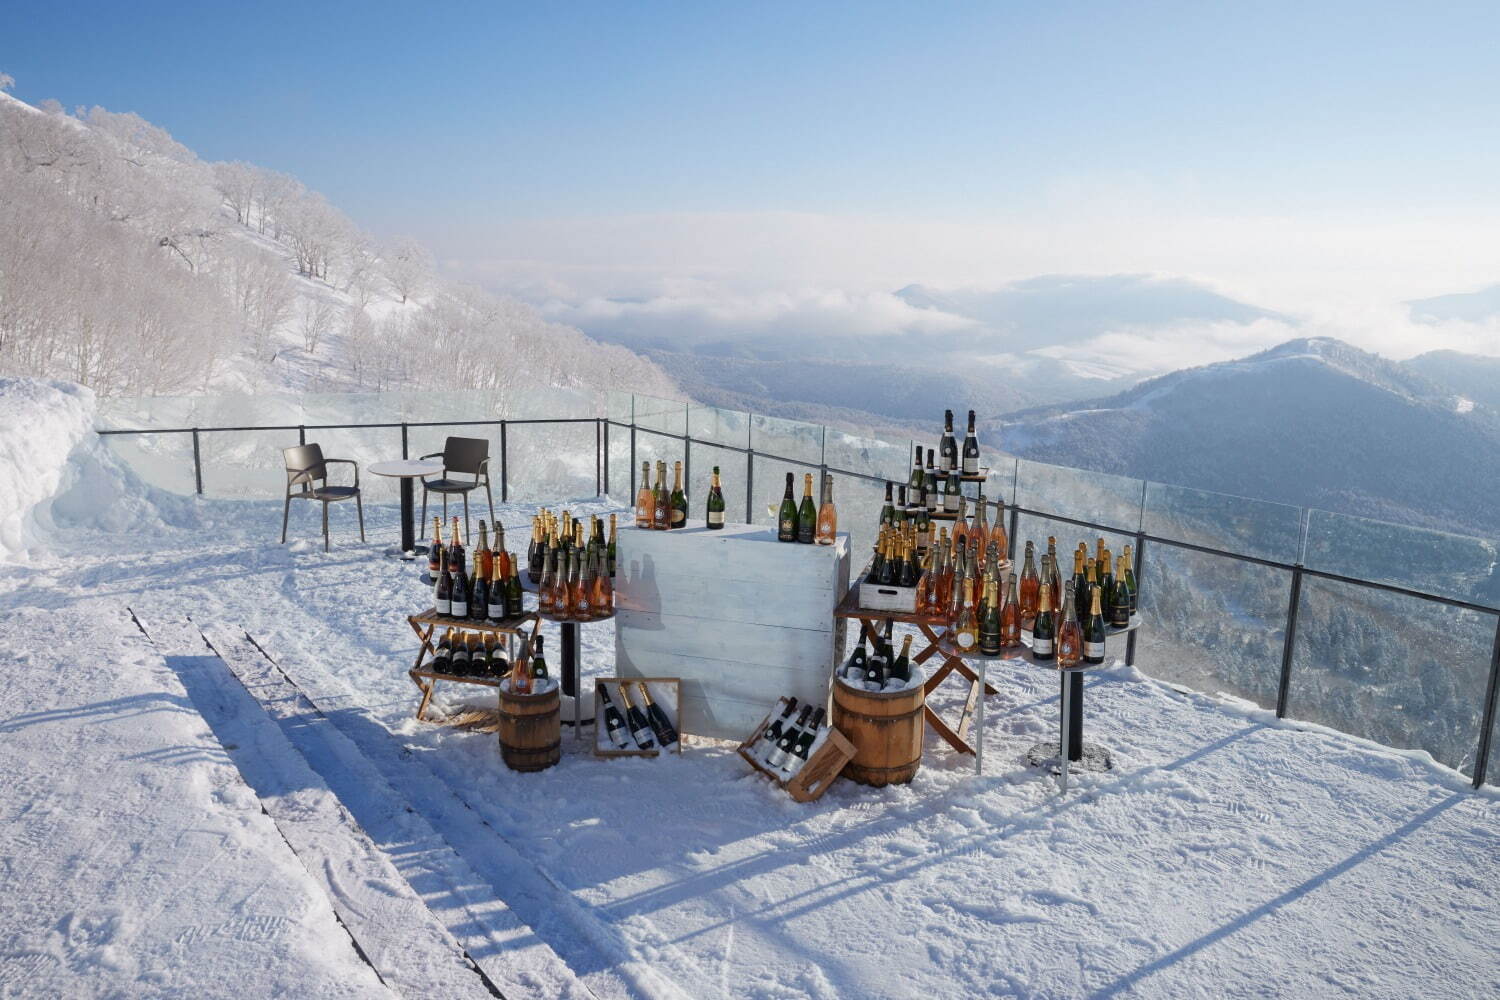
369,459 -> 443,559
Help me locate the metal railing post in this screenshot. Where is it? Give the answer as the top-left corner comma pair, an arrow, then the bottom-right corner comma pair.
746,447 -> 755,524
191,429 -> 203,495
602,419 -> 610,497
1276,566 -> 1305,718
499,420 -> 508,503
683,430 -> 692,504
1472,617 -> 1500,787
629,425 -> 637,499
1126,536 -> 1145,667
400,422 -> 408,460
298,425 -> 306,446
595,419 -> 602,497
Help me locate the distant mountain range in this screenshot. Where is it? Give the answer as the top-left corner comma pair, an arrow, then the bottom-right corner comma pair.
989,337 -> 1500,538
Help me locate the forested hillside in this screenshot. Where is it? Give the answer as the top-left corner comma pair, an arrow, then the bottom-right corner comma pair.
0,84 -> 676,402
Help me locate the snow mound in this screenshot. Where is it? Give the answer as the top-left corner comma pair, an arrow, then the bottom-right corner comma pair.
0,378 -> 198,561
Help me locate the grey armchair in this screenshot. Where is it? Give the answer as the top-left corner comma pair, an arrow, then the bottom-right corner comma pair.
418,436 -> 494,545
281,443 -> 365,552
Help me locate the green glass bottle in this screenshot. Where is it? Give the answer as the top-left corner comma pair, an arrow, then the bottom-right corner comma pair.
706,466 -> 726,529
796,473 -> 817,543
979,578 -> 1003,655
669,461 -> 688,529
777,473 -> 798,542
1032,583 -> 1056,661
1083,585 -> 1107,664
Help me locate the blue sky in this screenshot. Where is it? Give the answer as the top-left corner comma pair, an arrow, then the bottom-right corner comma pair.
6,1 -> 1500,360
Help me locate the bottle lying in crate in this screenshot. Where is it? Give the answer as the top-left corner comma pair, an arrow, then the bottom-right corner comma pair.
737,696 -> 855,802
595,679 -> 681,757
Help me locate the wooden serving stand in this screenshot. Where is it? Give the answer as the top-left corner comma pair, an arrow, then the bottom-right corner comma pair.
834,585 -> 999,760
407,608 -> 541,723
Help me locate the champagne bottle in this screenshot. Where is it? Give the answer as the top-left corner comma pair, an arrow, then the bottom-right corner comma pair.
1046,536 -> 1062,599
953,579 -> 978,650
1019,541 -> 1040,622
527,517 -> 542,582
669,460 -> 688,529
1072,548 -> 1089,626
470,560 -> 489,622
880,481 -> 895,527
944,470 -> 961,514
448,517 -> 466,578
506,552 -> 523,618
844,634 -> 868,680
530,636 -> 548,681
863,633 -> 888,686
452,631 -> 471,673
1100,549 -> 1116,616
652,461 -> 670,530
919,546 -> 941,615
618,683 -> 656,749
598,683 -> 630,748
760,698 -> 798,757
939,409 -> 958,471
1001,572 -> 1021,647
435,556 -> 453,616
777,473 -> 798,542
591,549 -> 614,616
979,577 -> 1003,654
509,641 -> 532,695
637,682 -> 679,747
914,493 -> 930,552
962,409 -> 980,475
1108,556 -> 1132,628
797,473 -> 817,543
476,521 -> 492,580
786,707 -> 826,771
893,485 -> 908,527
1121,543 -> 1138,615
923,449 -> 939,512
538,547 -> 556,615
433,628 -> 453,672
489,635 -> 509,678
889,634 -> 913,684
876,534 -> 896,586
449,562 -> 469,619
972,489 -> 989,552
1084,585 -> 1107,664
572,549 -> 592,620
635,462 -> 653,528
767,706 -> 812,769
607,514 -> 618,577
815,474 -> 838,545
428,516 -> 444,580
1057,588 -> 1083,668
899,537 -> 920,587
908,448 -> 925,491
1032,583 -> 1056,661
706,466 -> 726,529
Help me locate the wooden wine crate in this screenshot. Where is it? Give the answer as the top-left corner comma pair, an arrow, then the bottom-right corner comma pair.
856,573 -> 921,614
593,677 -> 682,758
613,523 -> 851,741
737,696 -> 856,803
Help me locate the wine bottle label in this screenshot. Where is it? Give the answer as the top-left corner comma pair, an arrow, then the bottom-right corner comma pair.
1033,636 -> 1054,655
1084,640 -> 1106,658
632,727 -> 654,747
671,508 -> 686,526
707,511 -> 725,525
963,457 -> 979,474
956,630 -> 976,649
488,600 -> 505,618
780,518 -> 795,535
607,723 -> 628,748
944,495 -> 960,513
450,600 -> 467,617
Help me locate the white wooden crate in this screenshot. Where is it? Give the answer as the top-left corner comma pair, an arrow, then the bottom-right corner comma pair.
613,523 -> 851,741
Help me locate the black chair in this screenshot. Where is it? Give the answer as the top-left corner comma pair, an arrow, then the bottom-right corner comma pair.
281,444 -> 364,552
418,436 -> 494,544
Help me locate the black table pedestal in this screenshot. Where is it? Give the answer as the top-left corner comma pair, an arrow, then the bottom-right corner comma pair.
397,477 -> 417,559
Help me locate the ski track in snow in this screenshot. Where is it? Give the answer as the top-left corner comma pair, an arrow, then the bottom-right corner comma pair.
3,489 -> 1498,999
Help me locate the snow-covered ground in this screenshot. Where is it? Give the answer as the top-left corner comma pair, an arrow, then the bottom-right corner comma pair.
3,380 -> 1499,999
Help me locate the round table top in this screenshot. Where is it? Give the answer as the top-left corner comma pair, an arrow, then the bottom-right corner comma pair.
369,459 -> 443,478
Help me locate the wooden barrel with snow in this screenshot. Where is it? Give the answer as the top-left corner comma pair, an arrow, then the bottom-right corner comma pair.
832,674 -> 924,786
498,681 -> 561,772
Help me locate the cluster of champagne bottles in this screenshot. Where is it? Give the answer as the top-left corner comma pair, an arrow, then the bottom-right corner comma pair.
777,471 -> 838,544
888,408 -> 983,518
597,681 -> 680,752
947,536 -> 1138,663
840,623 -> 915,690
430,628 -> 548,691
880,475 -> 1003,553
749,697 -> 829,777
634,460 -> 690,530
431,517 -> 525,621
503,635 -> 550,696
527,509 -> 616,619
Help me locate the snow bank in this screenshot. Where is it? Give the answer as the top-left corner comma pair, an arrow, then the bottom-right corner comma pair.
0,377 -> 198,561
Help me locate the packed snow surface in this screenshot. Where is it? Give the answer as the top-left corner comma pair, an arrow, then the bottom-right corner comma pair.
2,379 -> 1498,998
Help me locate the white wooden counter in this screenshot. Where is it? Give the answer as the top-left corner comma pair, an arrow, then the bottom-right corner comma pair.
613,523 -> 851,741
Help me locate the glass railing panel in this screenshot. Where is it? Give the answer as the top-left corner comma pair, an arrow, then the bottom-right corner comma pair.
99,431 -> 198,496
1132,545 -> 1287,709
1014,459 -> 1143,535
750,414 -> 823,467
632,393 -> 687,437
687,442 -> 749,527
823,429 -> 913,485
1304,509 -> 1500,611
688,404 -> 751,450
1286,577 -> 1494,776
505,422 -> 597,505
198,428 -> 299,499
1143,482 -> 1303,565
607,389 -> 633,424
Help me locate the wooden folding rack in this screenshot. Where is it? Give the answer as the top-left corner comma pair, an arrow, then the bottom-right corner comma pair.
833,586 -> 998,758
407,607 -> 541,723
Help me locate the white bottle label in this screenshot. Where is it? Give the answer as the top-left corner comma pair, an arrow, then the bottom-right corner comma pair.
488,600 -> 505,618
956,631 -> 976,650
1033,636 -> 1054,655
1084,641 -> 1106,658
450,599 -> 467,617
708,511 -> 725,525
633,727 -> 654,747
945,494 -> 960,513
963,456 -> 979,475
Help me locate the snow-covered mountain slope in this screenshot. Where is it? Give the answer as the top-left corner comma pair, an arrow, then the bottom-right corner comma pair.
0,88 -> 678,402
1405,349 -> 1500,414
989,337 -> 1500,538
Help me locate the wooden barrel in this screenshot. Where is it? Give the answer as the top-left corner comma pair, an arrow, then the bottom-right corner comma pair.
498,683 -> 561,772
832,674 -> 924,786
